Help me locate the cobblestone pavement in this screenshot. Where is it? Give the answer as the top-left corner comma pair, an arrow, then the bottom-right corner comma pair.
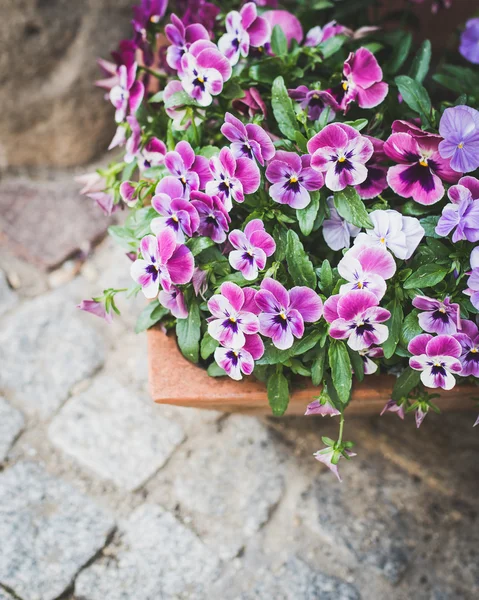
0,235 -> 478,600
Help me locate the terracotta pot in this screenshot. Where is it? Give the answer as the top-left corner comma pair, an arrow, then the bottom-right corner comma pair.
147,327 -> 478,415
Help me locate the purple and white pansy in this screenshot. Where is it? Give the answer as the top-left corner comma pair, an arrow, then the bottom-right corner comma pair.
165,14 -> 210,74
322,197 -> 361,251
435,176 -> 479,242
408,333 -> 462,390
159,286 -> 188,319
221,112 -> 275,166
164,141 -> 212,198
412,295 -> 460,335
109,62 -> 145,123
214,333 -> 265,380
337,245 -> 396,301
453,319 -> 479,378
190,190 -> 231,243
151,177 -> 200,242
228,219 -> 276,280
465,246 -> 479,311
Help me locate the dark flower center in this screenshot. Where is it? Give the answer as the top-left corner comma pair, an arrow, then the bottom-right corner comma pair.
431,363 -> 447,377
399,161 -> 436,192
273,311 -> 289,330
432,309 -> 450,323
223,317 -> 239,333
242,251 -> 255,264
226,349 -> 240,366
146,263 -> 159,281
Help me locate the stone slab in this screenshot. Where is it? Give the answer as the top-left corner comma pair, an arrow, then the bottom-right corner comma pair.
49,376 -> 185,491
0,462 -> 114,600
0,271 -> 16,316
0,398 -> 24,463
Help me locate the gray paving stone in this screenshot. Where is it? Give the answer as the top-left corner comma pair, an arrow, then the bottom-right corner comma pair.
75,503 -> 220,600
0,462 -> 114,600
49,376 -> 185,491
0,397 -> 24,463
220,556 -> 360,600
159,415 -> 286,560
0,292 -> 104,419
0,271 -> 16,316
0,588 -> 15,600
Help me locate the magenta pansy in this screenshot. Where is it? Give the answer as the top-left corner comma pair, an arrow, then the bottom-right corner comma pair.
228,219 -> 276,280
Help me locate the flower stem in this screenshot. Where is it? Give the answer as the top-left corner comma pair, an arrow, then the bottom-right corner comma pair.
138,65 -> 166,79
337,412 -> 345,446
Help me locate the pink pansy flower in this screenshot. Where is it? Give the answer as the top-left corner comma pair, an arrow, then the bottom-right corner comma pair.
130,230 -> 194,298
380,399 -> 405,420
408,333 -> 462,390
305,21 -> 348,46
308,123 -> 373,192
109,62 -> 145,123
263,10 -> 303,48
206,147 -> 260,211
159,286 -> 188,319
412,295 -> 460,335
163,80 -> 205,131
354,209 -> 424,260
215,333 -> 264,381
255,278 -> 323,350
95,57 -> 121,91
435,176 -> 479,242
288,86 -> 337,123
221,112 -> 275,166
465,247 -> 479,310
334,48 -> 388,111
76,172 -> 106,195
265,151 -> 324,209
151,177 -> 200,242
384,125 -> 460,205
165,14 -> 209,73
314,447 -> 356,482
355,137 -> 388,200
322,197 -> 360,251
180,40 -> 232,107
359,346 -> 384,375
305,391 -> 341,417
120,181 -> 137,207
192,267 -> 208,297
190,191 -> 231,243
124,116 -> 167,170
208,283 -> 260,348
218,2 -> 270,66
86,192 -> 117,216
232,87 -> 267,119
337,245 -> 396,301
324,290 -> 390,351
165,141 -> 212,198
228,219 -> 276,280
77,300 -> 113,324
453,319 -> 479,378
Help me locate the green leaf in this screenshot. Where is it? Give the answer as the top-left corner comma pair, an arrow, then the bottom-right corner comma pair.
270,25 -> 288,56
108,225 -> 138,251
328,340 -> 352,405
347,346 -> 364,382
318,259 -> 333,296
176,302 -> 201,363
286,230 -> 317,288
271,76 -> 298,141
255,340 -> 290,365
382,301 -> 404,359
216,272 -> 252,287
409,39 -> 431,84
267,371 -> 290,416
164,90 -> 198,109
200,332 -> 218,360
400,310 -> 422,347
149,91 -> 163,103
334,187 -> 373,229
311,346 -> 326,386
198,145 -> 220,158
403,264 -> 449,289
295,130 -> 309,153
207,362 -> 226,377
343,118 -> 368,132
273,225 -> 289,262
135,301 -> 168,334
387,31 -> 412,74
420,215 -> 440,238
222,78 -> 245,100
290,330 -> 322,356
319,35 -> 346,59
297,192 -> 320,236
391,367 -> 421,402
122,160 -> 137,181
187,236 -> 216,257
395,75 -> 431,120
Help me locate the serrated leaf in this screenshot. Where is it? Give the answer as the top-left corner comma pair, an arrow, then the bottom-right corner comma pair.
267,371 -> 290,416
347,346 -> 364,382
271,76 -> 298,141
395,75 -> 431,120
200,332 -> 219,360
334,187 -> 373,229
295,130 -> 309,153
286,230 -> 317,288
403,264 -> 449,289
311,346 -> 326,386
328,340 -> 352,404
409,39 -> 431,84
290,330 -> 322,356
382,301 -> 403,359
400,310 -> 422,347
176,302 -> 201,363
135,301 -> 168,334
297,192 -> 320,236
187,236 -> 216,257
255,340 -> 290,365
391,367 -> 421,401
319,34 -> 346,59
271,25 -> 288,56
318,259 -> 333,296
273,225 -> 289,262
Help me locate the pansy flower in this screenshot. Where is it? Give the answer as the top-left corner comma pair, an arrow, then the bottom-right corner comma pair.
324,290 -> 390,351
412,295 -> 460,335
359,346 -> 384,375
332,48 -> 388,111
255,278 -> 323,350
190,191 -> 231,243
288,86 -> 337,122
218,2 -> 270,66
459,18 -> 479,65
265,151 -> 324,209
221,113 -> 275,166
465,246 -> 479,310
208,283 -> 260,348
314,446 -> 356,483
380,399 -> 405,420
130,230 -> 194,298
232,87 -> 267,119
165,14 -> 209,73
180,40 -> 232,107
384,126 -> 459,205
263,10 -> 303,49
438,106 -> 479,174
109,62 -> 145,123
305,389 -> 341,417
453,319 -> 479,377
308,123 -> 373,192
165,141 -> 212,198
354,209 -> 424,260
151,177 -> 200,242
337,245 -> 396,301
305,21 -> 348,46
163,80 -> 205,131
159,286 -> 188,319
435,176 -> 479,242
408,333 -> 462,390
179,0 -> 220,36
228,219 -> 276,280
77,299 -> 113,324
124,116 -> 167,170
206,147 -> 260,211
322,197 -> 360,251
215,333 -> 264,380
355,137 -> 388,200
